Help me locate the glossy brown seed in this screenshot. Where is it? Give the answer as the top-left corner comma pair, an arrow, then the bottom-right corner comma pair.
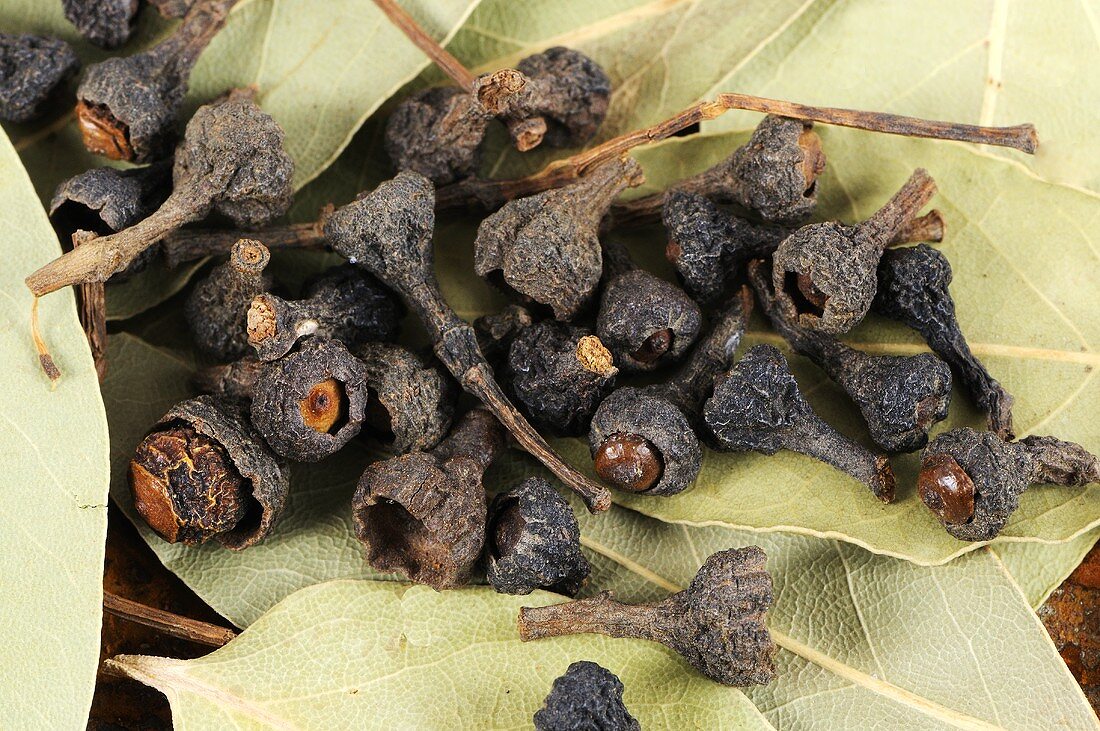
298,378 -> 345,434
917,453 -> 975,525
593,434 -> 663,493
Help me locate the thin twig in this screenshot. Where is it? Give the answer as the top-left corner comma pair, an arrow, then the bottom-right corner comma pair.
436,94 -> 1037,211
371,0 -> 476,92
74,232 -> 108,380
161,219 -> 329,268
103,591 -> 237,648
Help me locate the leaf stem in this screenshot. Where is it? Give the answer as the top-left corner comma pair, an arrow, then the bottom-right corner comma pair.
371,0 -> 476,92
436,93 -> 1037,210
103,591 -> 237,648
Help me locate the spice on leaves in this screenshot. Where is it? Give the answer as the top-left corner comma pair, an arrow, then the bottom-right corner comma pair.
185,239 -> 272,361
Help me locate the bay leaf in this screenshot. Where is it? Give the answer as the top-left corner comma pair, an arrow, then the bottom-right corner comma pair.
0,128 -> 110,728
572,498 -> 1099,730
107,580 -> 772,730
992,529 -> 1100,609
108,495 -> 1097,729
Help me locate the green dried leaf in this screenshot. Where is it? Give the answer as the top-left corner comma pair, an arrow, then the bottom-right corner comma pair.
108,496 -> 1096,730
107,581 -> 772,730
0,128 -> 109,728
993,529 -> 1100,609
573,499 -> 1099,730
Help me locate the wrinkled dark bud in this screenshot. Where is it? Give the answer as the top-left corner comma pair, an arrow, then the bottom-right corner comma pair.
772,169 -> 937,334
0,34 -> 79,122
352,409 -> 504,589
875,243 -> 1014,439
185,239 -> 272,361
750,259 -> 951,453
704,345 -> 895,502
62,0 -> 139,49
247,264 -> 403,361
129,395 -> 289,550
504,46 -> 611,149
250,337 -> 368,462
356,341 -> 455,454
597,239 -> 703,372
76,0 -> 237,162
919,428 -> 1099,541
591,291 -> 750,496
534,661 -> 640,731
385,86 -> 494,186
486,476 -> 590,596
520,547 -> 777,687
193,356 -> 264,403
504,321 -> 618,436
475,157 -> 644,320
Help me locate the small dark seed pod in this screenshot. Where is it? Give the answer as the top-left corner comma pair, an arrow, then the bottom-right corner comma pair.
193,356 -> 263,403
597,239 -> 703,372
76,0 -> 237,162
185,239 -> 272,361
486,476 -> 590,596
506,46 -> 611,149
352,408 -> 504,589
128,395 -> 289,550
475,156 -> 644,320
246,264 -> 403,361
250,337 -> 368,462
683,115 -> 824,223
385,86 -> 494,186
663,190 -> 945,305
590,291 -> 750,496
473,304 -> 533,361
534,661 -> 640,731
504,321 -> 618,437
749,259 -> 951,453
519,546 -> 777,687
62,0 -> 140,49
772,169 -> 937,335
704,345 -> 895,502
355,341 -> 455,454
874,244 -> 1015,439
919,428 -> 1099,541
50,162 -> 173,281
0,34 -> 79,123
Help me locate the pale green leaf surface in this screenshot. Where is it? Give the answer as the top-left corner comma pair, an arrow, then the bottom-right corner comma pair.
108,581 -> 772,731
571,499 -> 1098,730
992,529 -> 1100,609
0,129 -> 110,728
691,0 -> 1100,194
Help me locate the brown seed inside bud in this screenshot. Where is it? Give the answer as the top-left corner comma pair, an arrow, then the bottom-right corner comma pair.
76,100 -> 133,161
631,328 -> 674,365
798,126 -> 826,195
129,426 -> 248,544
489,498 -> 526,559
665,238 -> 682,263
918,453 -> 976,525
594,433 -> 663,492
796,273 -> 829,310
299,378 -> 347,434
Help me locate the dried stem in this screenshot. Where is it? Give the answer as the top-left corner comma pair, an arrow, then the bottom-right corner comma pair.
162,220 -> 328,268
31,297 -> 60,382
73,231 -> 108,380
102,591 -> 237,648
371,0 -> 476,92
437,93 -> 1037,211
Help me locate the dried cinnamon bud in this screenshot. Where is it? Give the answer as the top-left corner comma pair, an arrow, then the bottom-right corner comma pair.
128,395 -> 289,550
352,408 -> 504,589
249,338 -> 368,462
475,157 -> 644,320
185,239 -> 272,361
247,264 -> 403,361
62,0 -> 140,49
0,34 -> 79,122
